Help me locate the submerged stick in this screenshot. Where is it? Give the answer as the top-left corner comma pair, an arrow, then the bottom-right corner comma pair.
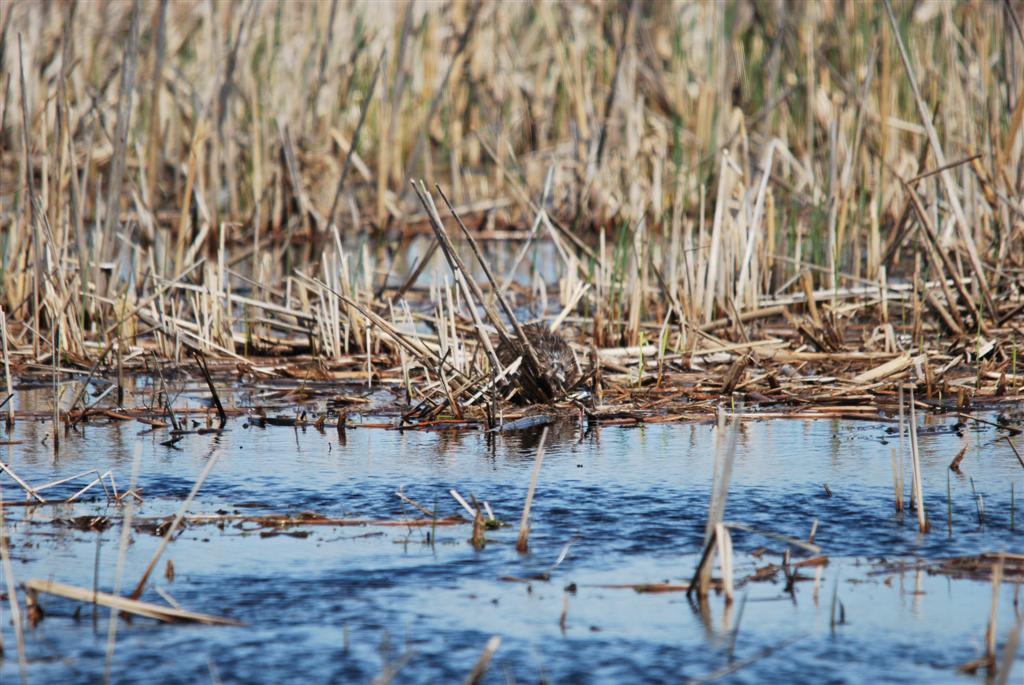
516,426 -> 548,553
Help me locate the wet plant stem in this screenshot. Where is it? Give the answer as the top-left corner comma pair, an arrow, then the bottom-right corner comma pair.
947,470 -> 953,535
516,426 -> 548,553
0,307 -> 14,427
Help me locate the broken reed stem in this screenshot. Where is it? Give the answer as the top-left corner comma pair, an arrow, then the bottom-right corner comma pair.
461,635 -> 501,685
0,307 -> 14,426
715,522 -> 735,603
949,444 -> 969,472
970,477 -> 985,525
29,579 -> 239,626
689,408 -> 738,599
908,388 -> 927,532
0,483 -> 29,685
0,461 -> 46,503
103,442 -> 143,685
439,182 -> 574,400
469,496 -> 486,550
890,447 -> 903,511
421,181 -> 558,401
411,183 -> 507,370
129,445 -> 222,600
191,349 -> 227,425
516,426 -> 548,553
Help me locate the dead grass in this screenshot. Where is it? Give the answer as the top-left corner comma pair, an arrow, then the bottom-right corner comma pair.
0,0 -> 1021,418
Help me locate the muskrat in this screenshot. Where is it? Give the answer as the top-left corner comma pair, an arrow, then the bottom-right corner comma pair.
496,322 -> 579,399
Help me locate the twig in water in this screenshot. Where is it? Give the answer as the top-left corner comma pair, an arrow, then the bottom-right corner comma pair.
395,488 -> 434,518
449,489 -> 476,518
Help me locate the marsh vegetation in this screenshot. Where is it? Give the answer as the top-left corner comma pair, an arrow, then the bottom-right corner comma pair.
0,1 -> 1022,682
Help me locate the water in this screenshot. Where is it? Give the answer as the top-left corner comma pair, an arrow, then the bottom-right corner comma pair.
3,387 -> 1022,684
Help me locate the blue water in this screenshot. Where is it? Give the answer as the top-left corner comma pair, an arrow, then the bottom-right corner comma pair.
2,387 -> 1022,684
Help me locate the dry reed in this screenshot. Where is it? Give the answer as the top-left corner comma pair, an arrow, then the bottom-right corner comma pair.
0,1 -> 1020,421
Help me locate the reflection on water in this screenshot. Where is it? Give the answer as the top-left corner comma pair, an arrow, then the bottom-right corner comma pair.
2,389 -> 1022,684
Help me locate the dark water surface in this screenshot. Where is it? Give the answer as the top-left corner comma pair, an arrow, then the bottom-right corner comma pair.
2,388 -> 1022,684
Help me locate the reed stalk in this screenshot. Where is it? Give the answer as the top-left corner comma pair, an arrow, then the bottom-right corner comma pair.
908,388 -> 927,532
516,426 -> 548,553
0,308 -> 13,427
